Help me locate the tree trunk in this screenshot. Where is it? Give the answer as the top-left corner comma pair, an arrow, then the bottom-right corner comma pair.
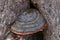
31,0 -> 59,40
0,0 -> 60,40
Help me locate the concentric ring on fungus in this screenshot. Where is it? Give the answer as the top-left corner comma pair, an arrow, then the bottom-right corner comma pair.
11,9 -> 47,35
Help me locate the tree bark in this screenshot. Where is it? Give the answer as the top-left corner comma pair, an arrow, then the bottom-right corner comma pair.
0,0 -> 60,40
31,0 -> 59,40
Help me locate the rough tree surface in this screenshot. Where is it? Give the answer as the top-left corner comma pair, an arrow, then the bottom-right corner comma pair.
0,0 -> 29,40
0,0 -> 60,40
31,0 -> 59,40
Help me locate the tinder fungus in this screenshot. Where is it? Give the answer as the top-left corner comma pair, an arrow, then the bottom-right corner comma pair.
11,9 -> 46,35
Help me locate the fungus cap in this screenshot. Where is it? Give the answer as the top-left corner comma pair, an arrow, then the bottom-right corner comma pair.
11,9 -> 46,35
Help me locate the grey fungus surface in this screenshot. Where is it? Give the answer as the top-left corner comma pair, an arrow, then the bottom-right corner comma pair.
11,9 -> 46,33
